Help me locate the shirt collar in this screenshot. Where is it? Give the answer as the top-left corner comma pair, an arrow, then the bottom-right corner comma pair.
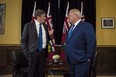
34,19 -> 40,26
74,19 -> 81,26
72,19 -> 81,29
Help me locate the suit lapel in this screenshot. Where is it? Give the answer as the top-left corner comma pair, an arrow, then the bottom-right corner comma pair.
66,21 -> 83,43
33,22 -> 37,34
42,24 -> 48,40
71,21 -> 82,35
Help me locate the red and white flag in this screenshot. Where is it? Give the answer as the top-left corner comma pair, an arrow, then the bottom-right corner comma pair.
31,1 -> 36,22
61,2 -> 71,44
60,2 -> 71,63
46,2 -> 55,52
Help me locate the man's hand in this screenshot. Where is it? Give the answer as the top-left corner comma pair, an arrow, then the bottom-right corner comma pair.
49,29 -> 54,35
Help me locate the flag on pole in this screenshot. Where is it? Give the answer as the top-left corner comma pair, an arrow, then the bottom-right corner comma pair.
46,2 -> 55,52
61,2 -> 71,44
31,1 -> 36,22
60,2 -> 71,64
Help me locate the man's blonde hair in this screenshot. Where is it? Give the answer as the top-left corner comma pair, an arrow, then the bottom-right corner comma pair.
70,9 -> 82,18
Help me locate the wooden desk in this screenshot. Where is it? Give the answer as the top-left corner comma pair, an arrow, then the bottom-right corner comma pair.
46,63 -> 68,77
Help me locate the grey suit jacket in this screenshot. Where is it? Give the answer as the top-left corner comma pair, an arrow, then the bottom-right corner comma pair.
21,22 -> 49,57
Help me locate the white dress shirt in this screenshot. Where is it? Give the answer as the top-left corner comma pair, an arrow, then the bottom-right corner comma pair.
72,19 -> 81,30
35,20 -> 47,48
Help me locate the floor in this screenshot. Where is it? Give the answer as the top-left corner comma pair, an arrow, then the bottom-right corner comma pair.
0,75 -> 116,77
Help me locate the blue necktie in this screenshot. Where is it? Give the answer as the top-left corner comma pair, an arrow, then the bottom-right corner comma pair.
68,25 -> 74,40
38,24 -> 42,51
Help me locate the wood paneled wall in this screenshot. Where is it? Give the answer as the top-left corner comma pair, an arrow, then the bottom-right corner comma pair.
96,46 -> 116,73
0,45 -> 116,74
0,45 -> 22,74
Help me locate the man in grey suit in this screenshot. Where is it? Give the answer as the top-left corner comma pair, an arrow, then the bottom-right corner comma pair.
21,9 -> 53,77
64,9 -> 96,77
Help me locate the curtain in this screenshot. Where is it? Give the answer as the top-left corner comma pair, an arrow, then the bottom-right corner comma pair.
21,0 -> 96,44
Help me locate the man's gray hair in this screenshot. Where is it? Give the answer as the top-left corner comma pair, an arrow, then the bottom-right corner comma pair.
35,9 -> 45,19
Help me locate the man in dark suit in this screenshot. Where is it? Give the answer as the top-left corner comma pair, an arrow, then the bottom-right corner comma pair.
64,9 -> 96,77
21,9 -> 53,77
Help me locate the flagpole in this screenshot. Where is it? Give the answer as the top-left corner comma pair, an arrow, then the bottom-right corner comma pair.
81,1 -> 83,16
58,0 -> 60,9
65,2 -> 69,17
47,2 -> 50,17
31,1 -> 36,22
81,1 -> 85,21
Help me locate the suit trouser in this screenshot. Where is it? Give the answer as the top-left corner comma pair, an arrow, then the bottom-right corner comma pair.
69,61 -> 90,77
28,50 -> 46,77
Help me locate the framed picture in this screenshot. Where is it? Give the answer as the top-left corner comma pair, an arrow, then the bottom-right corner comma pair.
0,3 -> 5,34
101,17 -> 115,29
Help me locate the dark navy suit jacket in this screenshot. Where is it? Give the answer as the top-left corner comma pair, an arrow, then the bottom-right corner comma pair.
64,21 -> 96,65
